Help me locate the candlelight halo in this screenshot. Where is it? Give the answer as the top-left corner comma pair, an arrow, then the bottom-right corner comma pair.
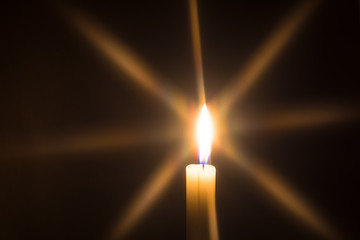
48,1 -> 348,240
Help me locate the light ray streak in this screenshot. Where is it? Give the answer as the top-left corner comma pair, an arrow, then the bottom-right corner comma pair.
107,147 -> 189,240
215,0 -> 320,115
4,126 -> 177,157
189,0 -> 206,104
222,142 -> 340,240
63,8 -> 190,119
232,106 -> 356,135
253,107 -> 354,133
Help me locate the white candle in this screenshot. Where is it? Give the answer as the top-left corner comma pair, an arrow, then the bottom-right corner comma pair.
186,104 -> 218,240
186,164 -> 216,240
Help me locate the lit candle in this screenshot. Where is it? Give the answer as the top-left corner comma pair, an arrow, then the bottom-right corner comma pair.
186,104 -> 218,240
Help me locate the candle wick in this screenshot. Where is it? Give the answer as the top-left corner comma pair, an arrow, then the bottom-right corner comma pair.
202,163 -> 204,169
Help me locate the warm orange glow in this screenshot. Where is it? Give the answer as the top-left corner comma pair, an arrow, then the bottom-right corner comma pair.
196,104 -> 214,164
51,3 -> 347,240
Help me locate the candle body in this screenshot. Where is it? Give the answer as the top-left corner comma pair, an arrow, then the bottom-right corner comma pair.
186,164 -> 217,240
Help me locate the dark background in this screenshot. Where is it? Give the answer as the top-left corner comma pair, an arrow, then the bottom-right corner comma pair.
1,0 -> 359,239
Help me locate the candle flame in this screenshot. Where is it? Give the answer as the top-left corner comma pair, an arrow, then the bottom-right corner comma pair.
196,104 -> 214,164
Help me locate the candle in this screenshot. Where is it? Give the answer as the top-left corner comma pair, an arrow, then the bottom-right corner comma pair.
186,164 -> 216,240
186,104 -> 218,240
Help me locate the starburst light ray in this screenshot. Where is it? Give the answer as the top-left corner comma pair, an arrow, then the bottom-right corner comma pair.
189,0 -> 206,104
222,142 -> 341,240
107,147 -> 189,240
213,0 -> 320,115
230,105 -> 357,135
2,126 -> 178,158
63,7 -> 191,120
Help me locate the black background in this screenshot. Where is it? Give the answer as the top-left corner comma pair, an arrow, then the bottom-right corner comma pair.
1,0 -> 359,239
